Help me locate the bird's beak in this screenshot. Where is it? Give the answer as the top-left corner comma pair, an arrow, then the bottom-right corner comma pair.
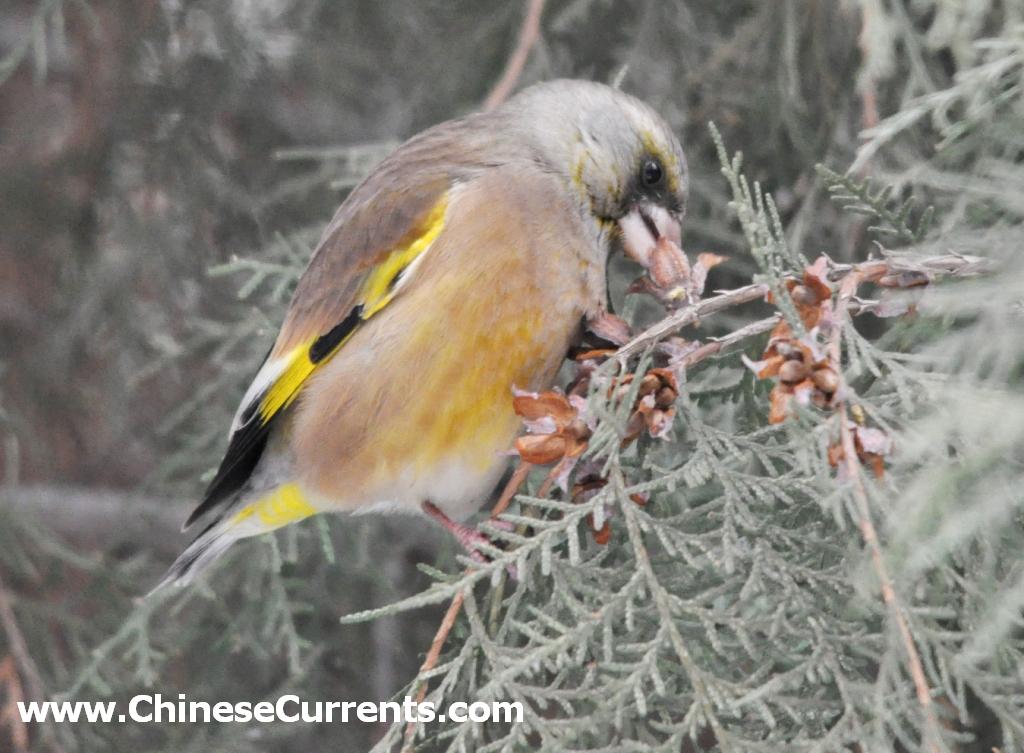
616,202 -> 682,267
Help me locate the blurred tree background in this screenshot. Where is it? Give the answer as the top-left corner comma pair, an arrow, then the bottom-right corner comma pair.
0,1 -> 1022,752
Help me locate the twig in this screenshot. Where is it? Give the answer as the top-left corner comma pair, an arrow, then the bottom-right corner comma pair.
617,252 -> 990,362
856,2 -> 880,134
483,0 -> 546,111
829,271 -> 942,750
660,298 -> 920,374
828,253 -> 991,281
0,574 -> 45,712
672,314 -> 781,369
490,461 -> 533,519
0,656 -> 28,753
401,459 -> 534,751
400,589 -> 465,753
616,283 -> 770,361
0,572 -> 68,753
664,285 -> 940,372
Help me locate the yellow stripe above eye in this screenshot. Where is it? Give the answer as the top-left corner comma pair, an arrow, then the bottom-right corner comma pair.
640,131 -> 680,194
359,193 -> 449,317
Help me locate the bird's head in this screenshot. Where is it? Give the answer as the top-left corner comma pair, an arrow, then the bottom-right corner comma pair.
505,79 -> 689,261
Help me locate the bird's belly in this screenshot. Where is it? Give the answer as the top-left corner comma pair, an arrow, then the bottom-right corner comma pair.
358,311 -> 556,518
293,267 -> 584,519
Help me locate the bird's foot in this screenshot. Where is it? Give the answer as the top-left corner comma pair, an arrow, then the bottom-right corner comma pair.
422,501 -> 516,576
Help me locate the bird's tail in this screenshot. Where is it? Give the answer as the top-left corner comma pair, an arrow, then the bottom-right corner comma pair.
149,481 -> 317,596
148,517 -> 242,595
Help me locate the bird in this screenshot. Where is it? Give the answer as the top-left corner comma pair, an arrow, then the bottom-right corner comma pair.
157,79 -> 689,589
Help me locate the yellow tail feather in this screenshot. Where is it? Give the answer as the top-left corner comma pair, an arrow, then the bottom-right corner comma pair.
231,483 -> 316,529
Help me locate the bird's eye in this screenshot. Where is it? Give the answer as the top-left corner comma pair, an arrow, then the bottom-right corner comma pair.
641,158 -> 664,188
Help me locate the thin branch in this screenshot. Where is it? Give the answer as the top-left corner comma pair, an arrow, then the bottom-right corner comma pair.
0,574 -> 46,708
829,271 -> 942,750
672,314 -> 780,369
665,288 -> 931,371
400,589 -> 465,753
856,0 -> 880,136
0,656 -> 28,753
400,458 -> 535,751
617,252 -> 990,362
482,0 -> 546,111
0,572 -> 68,753
616,283 -> 770,361
490,461 -> 533,519
828,253 -> 992,281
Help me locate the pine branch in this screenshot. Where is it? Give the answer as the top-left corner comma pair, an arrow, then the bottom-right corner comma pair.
388,246 -> 994,752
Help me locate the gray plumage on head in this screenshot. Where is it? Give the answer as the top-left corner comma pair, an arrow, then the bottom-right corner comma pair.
316,79 -> 689,250
497,79 -> 689,223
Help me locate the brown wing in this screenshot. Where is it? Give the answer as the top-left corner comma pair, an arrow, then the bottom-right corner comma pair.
272,113 -> 498,355
186,115 -> 503,529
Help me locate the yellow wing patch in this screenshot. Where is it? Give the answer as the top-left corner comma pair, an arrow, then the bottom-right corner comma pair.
359,193 -> 449,317
254,192 -> 450,425
231,482 -> 316,528
259,339 -> 317,421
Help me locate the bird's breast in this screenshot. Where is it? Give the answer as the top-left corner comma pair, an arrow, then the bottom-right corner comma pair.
292,167 -> 604,517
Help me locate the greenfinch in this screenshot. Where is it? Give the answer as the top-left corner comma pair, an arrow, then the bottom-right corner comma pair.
160,79 -> 688,588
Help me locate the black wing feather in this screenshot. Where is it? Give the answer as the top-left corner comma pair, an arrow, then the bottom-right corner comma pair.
183,416 -> 271,530
182,306 -> 365,530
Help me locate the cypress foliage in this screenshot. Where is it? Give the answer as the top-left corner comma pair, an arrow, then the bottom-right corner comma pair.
0,2 -> 1021,752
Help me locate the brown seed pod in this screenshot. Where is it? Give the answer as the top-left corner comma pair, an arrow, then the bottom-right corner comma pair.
515,434 -> 568,465
623,411 -> 646,443
775,341 -> 802,361
638,373 -> 661,397
655,385 -> 678,408
790,284 -> 819,305
812,367 -> 839,394
567,418 -> 593,445
779,359 -> 808,384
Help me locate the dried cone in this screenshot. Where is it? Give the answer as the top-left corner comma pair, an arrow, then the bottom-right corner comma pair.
624,368 -> 680,441
513,390 -> 590,465
827,420 -> 893,479
766,255 -> 833,329
812,367 -> 839,395
515,433 -> 569,465
744,258 -> 849,424
627,238 -> 725,310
